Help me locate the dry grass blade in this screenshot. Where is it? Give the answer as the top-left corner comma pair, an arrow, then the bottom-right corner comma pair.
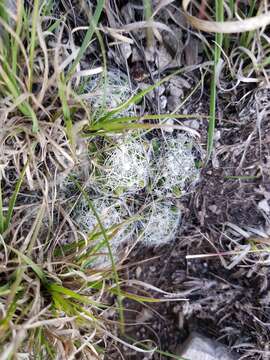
183,0 -> 270,33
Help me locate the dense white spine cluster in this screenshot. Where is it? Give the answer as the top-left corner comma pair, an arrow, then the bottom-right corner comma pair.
87,70 -> 133,113
139,201 -> 181,246
72,72 -> 200,266
75,197 -> 134,267
76,132 -> 198,251
102,136 -> 151,194
152,135 -> 199,196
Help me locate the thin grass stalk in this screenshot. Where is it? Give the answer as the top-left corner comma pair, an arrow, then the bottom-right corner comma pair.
224,0 -> 234,51
240,0 -> 257,48
90,113 -> 208,130
4,160 -> 28,232
96,69 -> 183,124
28,0 -> 39,91
58,73 -> 74,148
0,52 -> 38,132
143,0 -> 154,47
66,0 -> 105,80
124,335 -> 185,360
93,27 -> 108,120
207,0 -> 224,159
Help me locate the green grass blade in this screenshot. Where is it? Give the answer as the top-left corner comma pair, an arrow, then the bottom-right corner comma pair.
0,295 -> 18,330
240,0 -> 257,47
4,161 -> 28,231
88,113 -> 207,133
0,59 -> 38,132
143,0 -> 153,47
47,283 -> 106,309
51,291 -> 78,314
207,73 -> 217,159
8,246 -> 46,282
207,0 -> 223,160
58,73 -> 74,146
0,59 -> 22,97
66,0 -> 105,80
96,69 -> 183,124
0,283 -> 23,296
28,0 -> 39,91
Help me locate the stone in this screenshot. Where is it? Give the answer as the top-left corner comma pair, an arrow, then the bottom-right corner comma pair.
177,332 -> 236,360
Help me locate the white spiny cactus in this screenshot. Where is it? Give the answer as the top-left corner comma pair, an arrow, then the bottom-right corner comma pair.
100,135 -> 151,194
75,197 -> 134,267
139,201 -> 181,246
151,135 -> 199,196
70,73 -> 201,255
87,69 -> 133,114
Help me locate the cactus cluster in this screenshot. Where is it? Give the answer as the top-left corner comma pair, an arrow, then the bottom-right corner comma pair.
72,131 -> 198,267
71,73 -> 200,267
